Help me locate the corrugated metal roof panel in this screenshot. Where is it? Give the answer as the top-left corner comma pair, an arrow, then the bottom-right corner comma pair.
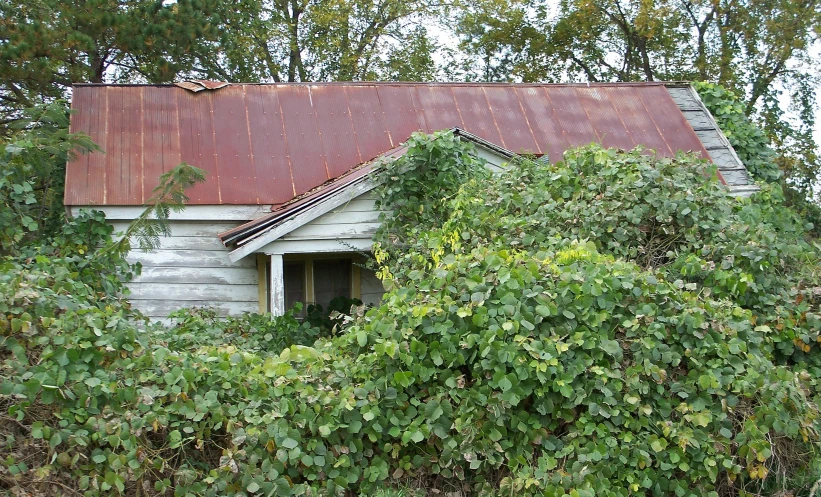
177,88 -> 221,203
66,82 -> 740,207
606,86 -> 672,155
105,87 -> 141,205
345,85 -> 393,164
483,86 -> 538,153
577,87 -> 634,150
278,86 -> 328,196
514,86 -> 568,163
212,86 -> 256,204
375,85 -> 423,147
414,85 -> 463,133
639,85 -> 707,157
451,86 -> 503,145
310,84 -> 361,178
245,85 -> 293,205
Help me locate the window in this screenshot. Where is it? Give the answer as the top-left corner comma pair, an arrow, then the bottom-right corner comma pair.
276,257 -> 354,312
313,259 -> 352,309
284,261 -> 306,312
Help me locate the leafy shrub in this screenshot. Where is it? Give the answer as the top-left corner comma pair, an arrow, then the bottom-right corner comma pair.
0,252 -> 332,495
159,306 -> 325,353
363,131 -> 820,495
695,81 -> 821,237
304,295 -> 365,332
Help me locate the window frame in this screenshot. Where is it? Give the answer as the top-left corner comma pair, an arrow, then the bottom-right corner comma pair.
262,254 -> 362,314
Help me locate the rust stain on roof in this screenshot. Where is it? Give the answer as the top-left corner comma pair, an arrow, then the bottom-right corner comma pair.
65,82 -> 713,207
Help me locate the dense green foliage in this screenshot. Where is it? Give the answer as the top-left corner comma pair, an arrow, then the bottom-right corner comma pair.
367,132 -> 821,495
3,131 -> 820,496
452,0 -> 820,199
695,82 -> 821,237
0,102 -> 98,253
694,83 -> 781,184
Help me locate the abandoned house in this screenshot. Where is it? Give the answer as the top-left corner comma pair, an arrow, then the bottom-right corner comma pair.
64,82 -> 755,321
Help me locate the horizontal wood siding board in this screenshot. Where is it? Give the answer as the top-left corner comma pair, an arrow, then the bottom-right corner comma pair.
130,299 -> 258,318
128,282 -> 258,302
73,205 -> 268,221
229,179 -> 377,262
283,222 -> 380,240
310,210 -> 383,225
326,198 -> 378,213
109,221 -> 242,238
136,266 -> 258,285
127,249 -> 256,268
117,235 -> 227,251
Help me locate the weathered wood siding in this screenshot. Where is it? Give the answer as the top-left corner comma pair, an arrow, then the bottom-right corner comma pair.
107,219 -> 260,320
259,192 -> 383,255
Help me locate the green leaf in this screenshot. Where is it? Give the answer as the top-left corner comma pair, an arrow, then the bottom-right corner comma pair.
498,377 -> 513,392
281,437 -> 299,449
600,339 -> 620,356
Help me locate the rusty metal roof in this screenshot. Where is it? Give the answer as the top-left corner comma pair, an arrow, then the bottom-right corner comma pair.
218,142 -> 406,246
65,82 -> 716,207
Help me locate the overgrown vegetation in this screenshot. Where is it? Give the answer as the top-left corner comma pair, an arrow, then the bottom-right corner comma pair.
2,127 -> 820,495
695,82 -> 821,236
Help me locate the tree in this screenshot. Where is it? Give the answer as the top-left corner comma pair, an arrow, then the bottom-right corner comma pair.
205,0 -> 440,82
0,0 -> 225,121
0,102 -> 98,253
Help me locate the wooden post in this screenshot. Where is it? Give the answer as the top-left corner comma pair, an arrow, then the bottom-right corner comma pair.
269,254 -> 285,316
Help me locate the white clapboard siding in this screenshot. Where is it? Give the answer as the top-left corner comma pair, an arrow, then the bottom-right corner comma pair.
309,210 -> 381,225
128,249 -> 256,268
137,266 -> 258,285
360,268 -> 385,306
129,283 -> 259,302
328,197 -> 378,213
109,221 -> 242,238
262,238 -> 374,255
74,205 -> 269,221
103,218 -> 261,320
283,222 -> 381,240
132,299 -> 259,318
261,191 -> 385,253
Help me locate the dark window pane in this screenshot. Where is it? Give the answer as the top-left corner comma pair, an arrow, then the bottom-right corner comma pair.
284,261 -> 306,312
313,259 -> 351,310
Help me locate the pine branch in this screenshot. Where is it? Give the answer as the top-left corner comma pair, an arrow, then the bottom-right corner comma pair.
96,163 -> 206,258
